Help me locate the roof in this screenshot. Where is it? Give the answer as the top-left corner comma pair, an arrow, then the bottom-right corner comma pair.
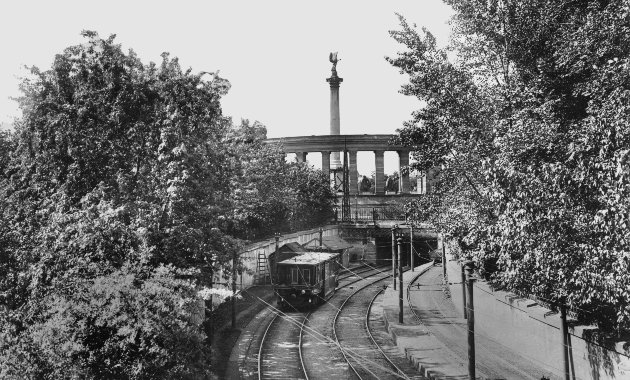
277,251 -> 338,265
321,236 -> 353,250
303,236 -> 353,251
278,242 -> 305,253
264,134 -> 407,152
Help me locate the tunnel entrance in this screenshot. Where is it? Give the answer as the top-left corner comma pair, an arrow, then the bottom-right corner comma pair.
374,235 -> 437,267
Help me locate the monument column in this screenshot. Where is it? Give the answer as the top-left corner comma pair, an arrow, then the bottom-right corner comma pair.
398,150 -> 410,193
374,150 -> 385,195
321,151 -> 331,178
326,52 -> 343,169
349,150 -> 358,195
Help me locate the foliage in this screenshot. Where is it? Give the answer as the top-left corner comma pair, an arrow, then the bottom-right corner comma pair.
0,30 -> 336,377
385,172 -> 400,193
389,1 -> 630,330
225,119 -> 335,240
360,175 -> 372,192
0,130 -> 14,178
1,265 -> 208,379
0,31 -> 233,377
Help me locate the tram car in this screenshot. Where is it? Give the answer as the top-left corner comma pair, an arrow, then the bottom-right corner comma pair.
269,248 -> 341,309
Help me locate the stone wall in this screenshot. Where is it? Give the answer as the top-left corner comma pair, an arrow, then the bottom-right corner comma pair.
445,252 -> 630,379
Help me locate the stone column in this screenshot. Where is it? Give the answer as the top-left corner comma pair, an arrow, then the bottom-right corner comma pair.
296,152 -> 307,163
417,173 -> 426,194
398,150 -> 410,193
374,150 -> 385,195
349,150 -> 358,195
426,168 -> 434,193
327,66 -> 343,169
321,151 -> 331,178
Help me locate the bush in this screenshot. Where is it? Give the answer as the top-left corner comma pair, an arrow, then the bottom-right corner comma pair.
0,265 -> 208,379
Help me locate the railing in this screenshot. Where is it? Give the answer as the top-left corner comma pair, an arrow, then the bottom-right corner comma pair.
333,205 -> 407,224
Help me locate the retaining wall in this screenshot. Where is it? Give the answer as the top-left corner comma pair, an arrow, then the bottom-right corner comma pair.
445,252 -> 630,380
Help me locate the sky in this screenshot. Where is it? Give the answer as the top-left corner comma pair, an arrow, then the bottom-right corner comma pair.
0,1 -> 454,174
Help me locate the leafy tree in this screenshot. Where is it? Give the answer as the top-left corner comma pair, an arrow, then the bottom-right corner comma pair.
0,130 -> 13,178
389,1 -> 630,330
385,172 -> 400,193
0,31 -> 235,377
1,265 -> 208,379
226,119 -> 334,239
360,175 -> 372,192
1,30 -> 336,377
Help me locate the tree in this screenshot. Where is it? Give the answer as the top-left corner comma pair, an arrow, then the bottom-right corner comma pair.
0,31 -> 235,376
1,30 -> 337,376
389,1 -> 630,330
225,119 -> 334,239
360,175 -> 372,192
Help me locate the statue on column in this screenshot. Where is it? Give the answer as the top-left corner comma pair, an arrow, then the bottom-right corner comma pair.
329,52 -> 340,76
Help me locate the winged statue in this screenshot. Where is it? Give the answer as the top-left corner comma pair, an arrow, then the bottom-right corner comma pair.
329,52 -> 340,72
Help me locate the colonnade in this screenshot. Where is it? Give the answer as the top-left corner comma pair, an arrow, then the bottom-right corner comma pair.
294,149 -> 411,195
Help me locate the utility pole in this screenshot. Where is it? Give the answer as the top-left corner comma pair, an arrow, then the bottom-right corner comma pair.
231,250 -> 237,329
464,261 -> 476,380
319,227 -> 323,247
341,149 -> 350,223
560,304 -> 571,380
397,237 -> 404,323
442,235 -> 447,281
410,224 -> 414,272
461,263 -> 467,319
391,226 -> 397,289
208,268 -> 213,345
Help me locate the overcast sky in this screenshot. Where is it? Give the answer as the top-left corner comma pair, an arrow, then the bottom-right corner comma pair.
0,0 -> 453,174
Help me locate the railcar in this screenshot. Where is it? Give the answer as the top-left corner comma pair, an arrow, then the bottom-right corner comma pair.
270,250 -> 341,309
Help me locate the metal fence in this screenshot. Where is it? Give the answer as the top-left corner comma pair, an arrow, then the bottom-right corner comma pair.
333,205 -> 407,224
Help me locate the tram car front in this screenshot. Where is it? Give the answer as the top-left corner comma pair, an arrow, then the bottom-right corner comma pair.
271,251 -> 341,309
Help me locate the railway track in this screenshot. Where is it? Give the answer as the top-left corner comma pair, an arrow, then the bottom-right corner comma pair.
338,263 -> 389,282
332,274 -> 423,379
258,311 -> 309,379
240,265 -> 413,380
299,266 -> 392,379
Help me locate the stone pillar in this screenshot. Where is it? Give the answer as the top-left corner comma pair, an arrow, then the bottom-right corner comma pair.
349,150 -> 358,195
398,150 -> 410,193
417,173 -> 426,194
327,62 -> 343,169
321,151 -> 331,178
426,168 -> 434,193
296,152 -> 307,163
374,150 -> 385,195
